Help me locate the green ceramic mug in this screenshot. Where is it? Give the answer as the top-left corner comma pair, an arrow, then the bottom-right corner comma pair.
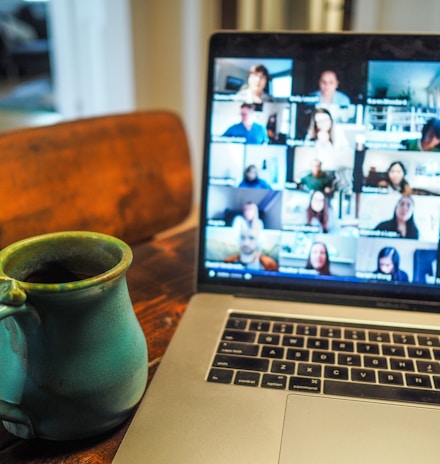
0,231 -> 148,440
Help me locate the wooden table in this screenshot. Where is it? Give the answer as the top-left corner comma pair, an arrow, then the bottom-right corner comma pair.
0,227 -> 197,464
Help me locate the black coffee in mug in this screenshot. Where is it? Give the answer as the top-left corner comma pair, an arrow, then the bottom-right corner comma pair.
24,262 -> 95,283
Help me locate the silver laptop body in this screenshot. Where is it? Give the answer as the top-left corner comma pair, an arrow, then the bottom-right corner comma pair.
113,32 -> 440,463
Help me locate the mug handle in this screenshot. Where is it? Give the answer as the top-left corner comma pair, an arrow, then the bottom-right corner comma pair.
0,278 -> 38,438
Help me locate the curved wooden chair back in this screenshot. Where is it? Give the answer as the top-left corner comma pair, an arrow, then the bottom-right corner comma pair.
0,111 -> 193,247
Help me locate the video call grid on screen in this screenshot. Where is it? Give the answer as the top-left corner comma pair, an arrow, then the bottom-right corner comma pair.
201,34 -> 440,291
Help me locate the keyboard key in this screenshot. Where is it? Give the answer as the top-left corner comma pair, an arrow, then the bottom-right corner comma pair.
213,355 -> 269,372
283,335 -> 305,347
261,346 -> 284,359
217,342 -> 259,356
351,368 -> 376,383
261,374 -> 287,390
382,345 -> 405,357
357,342 -> 380,354
393,333 -> 416,345
324,366 -> 349,380
320,327 -> 341,338
407,347 -> 431,359
417,361 -> 440,374
273,323 -> 293,334
418,335 -> 440,347
222,330 -> 256,343
324,380 -> 440,405
287,348 -> 309,362
369,331 -> 391,343
433,376 -> 440,389
234,371 -> 260,387
390,358 -> 415,372
364,355 -> 388,369
307,338 -> 329,350
338,353 -> 361,366
207,368 -> 234,384
312,351 -> 335,364
289,376 -> 321,393
258,333 -> 280,345
378,371 -> 404,386
344,329 -> 366,340
250,321 -> 270,332
272,360 -> 295,375
298,363 -> 322,377
406,374 -> 432,389
332,340 -> 354,352
296,324 -> 317,336
226,318 -> 247,330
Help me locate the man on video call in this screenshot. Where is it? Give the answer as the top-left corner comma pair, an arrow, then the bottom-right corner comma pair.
224,227 -> 278,271
300,159 -> 333,193
223,103 -> 269,144
311,70 -> 351,106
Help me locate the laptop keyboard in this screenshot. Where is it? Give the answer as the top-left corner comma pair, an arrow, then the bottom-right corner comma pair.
207,313 -> 440,405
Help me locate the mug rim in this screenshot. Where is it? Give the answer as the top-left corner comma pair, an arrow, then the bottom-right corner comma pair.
0,231 -> 133,292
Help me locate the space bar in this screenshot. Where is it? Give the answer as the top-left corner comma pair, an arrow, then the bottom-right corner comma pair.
324,380 -> 440,405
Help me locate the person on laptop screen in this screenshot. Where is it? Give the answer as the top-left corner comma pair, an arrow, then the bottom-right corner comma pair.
305,241 -> 331,276
401,117 -> 440,152
374,195 -> 419,239
310,70 -> 351,106
223,103 -> 268,144
300,159 -> 333,194
234,64 -> 272,104
239,165 -> 272,189
231,201 -> 264,231
305,190 -> 339,234
303,108 -> 350,163
224,226 -> 278,271
377,161 -> 412,194
375,246 -> 409,282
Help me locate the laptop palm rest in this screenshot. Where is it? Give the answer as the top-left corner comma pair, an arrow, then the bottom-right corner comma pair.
279,394 -> 439,463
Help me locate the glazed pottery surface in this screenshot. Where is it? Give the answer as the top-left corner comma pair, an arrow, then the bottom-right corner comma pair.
0,231 -> 148,440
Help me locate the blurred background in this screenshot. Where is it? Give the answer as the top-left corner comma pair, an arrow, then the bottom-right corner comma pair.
0,0 -> 438,202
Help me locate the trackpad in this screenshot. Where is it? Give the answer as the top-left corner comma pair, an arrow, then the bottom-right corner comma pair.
279,394 -> 440,464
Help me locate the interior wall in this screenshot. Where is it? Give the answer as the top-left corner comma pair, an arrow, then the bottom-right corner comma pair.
130,0 -> 221,203
352,0 -> 440,31
49,0 -> 135,118
237,0 -> 306,30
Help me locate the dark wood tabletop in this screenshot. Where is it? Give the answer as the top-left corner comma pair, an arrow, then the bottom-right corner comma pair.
0,226 -> 197,464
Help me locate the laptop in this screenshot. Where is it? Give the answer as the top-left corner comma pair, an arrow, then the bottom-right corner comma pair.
113,32 -> 440,463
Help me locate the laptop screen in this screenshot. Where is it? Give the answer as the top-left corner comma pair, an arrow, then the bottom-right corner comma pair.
198,32 -> 440,310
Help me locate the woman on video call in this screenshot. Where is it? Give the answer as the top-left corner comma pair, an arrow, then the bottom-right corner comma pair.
374,195 -> 419,239
304,107 -> 350,166
235,64 -> 272,104
378,161 -> 412,195
305,242 -> 331,276
375,247 -> 409,282
305,190 -> 338,234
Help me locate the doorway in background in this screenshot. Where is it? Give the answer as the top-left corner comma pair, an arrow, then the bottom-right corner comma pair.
0,0 -> 60,130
